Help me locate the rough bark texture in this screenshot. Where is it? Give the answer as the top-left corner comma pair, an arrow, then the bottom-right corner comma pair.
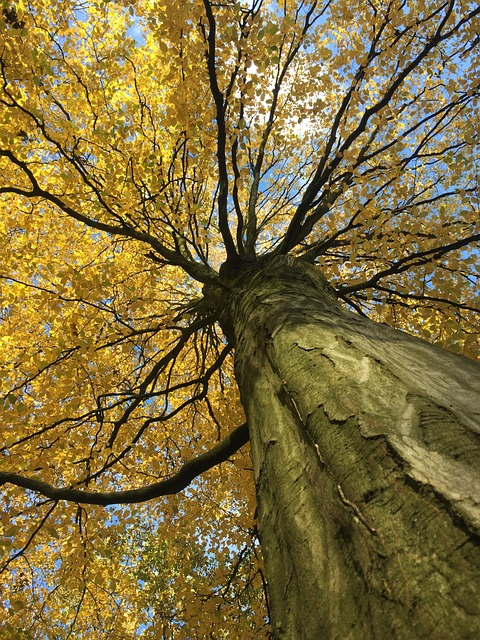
226,255 -> 480,640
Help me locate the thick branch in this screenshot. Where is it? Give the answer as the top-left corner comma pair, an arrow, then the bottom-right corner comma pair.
201,0 -> 238,261
0,423 -> 249,506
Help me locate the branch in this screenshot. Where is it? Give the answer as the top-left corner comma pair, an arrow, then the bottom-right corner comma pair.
245,0 -> 323,255
0,423 -> 249,506
339,233 -> 480,294
0,149 -> 218,285
370,285 -> 479,314
201,0 -> 238,261
105,314 -> 218,448
1,502 -> 58,572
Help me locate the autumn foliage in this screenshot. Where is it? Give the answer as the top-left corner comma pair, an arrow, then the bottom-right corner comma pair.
0,0 -> 479,636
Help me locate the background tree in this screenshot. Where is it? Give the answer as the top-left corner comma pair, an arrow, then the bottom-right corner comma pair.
0,0 -> 479,637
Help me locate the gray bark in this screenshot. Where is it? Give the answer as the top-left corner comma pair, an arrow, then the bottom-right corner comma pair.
226,255 -> 480,640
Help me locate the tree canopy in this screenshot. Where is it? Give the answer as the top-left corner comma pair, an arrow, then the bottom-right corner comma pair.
0,0 -> 479,636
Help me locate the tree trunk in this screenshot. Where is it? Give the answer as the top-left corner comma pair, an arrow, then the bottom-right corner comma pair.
226,255 -> 480,640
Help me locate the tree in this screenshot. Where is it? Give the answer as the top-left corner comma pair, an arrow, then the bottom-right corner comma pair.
0,0 -> 479,636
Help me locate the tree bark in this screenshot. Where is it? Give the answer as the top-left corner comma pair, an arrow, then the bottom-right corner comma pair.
227,255 -> 480,640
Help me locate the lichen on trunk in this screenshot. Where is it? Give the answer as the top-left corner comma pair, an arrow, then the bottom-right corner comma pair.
226,255 -> 480,639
